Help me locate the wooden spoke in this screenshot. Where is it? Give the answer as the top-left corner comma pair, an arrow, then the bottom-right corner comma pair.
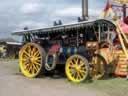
19,43 -> 45,78
65,55 -> 89,83
90,55 -> 106,79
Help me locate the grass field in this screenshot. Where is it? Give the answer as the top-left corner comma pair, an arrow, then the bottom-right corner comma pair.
71,78 -> 128,96
0,58 -> 18,61
1,59 -> 128,96
90,78 -> 128,96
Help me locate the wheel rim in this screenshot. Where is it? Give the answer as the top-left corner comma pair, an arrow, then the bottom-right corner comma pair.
90,55 -> 105,79
20,43 -> 43,78
65,55 -> 89,83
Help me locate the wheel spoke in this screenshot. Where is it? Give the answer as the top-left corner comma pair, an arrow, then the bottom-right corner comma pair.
22,58 -> 28,61
33,61 -> 41,65
33,62 -> 40,68
34,60 -> 41,65
33,64 -> 38,71
32,65 -> 36,74
81,66 -> 86,70
26,46 -> 32,56
66,55 -> 88,83
23,50 -> 30,57
79,60 -> 84,65
20,43 -> 44,78
69,63 -> 76,68
27,64 -> 32,73
79,69 -> 86,73
71,72 -> 76,78
23,54 -> 29,58
31,47 -> 37,56
79,62 -> 85,67
22,59 -> 30,65
76,72 -> 81,80
74,57 -> 78,65
24,63 -> 30,70
35,57 -> 41,60
91,55 -> 105,79
79,71 -> 85,78
34,58 -> 41,62
23,61 -> 29,67
34,51 -> 40,57
28,45 -> 32,52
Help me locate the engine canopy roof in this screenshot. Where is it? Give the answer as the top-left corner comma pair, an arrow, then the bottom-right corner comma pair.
12,19 -> 116,36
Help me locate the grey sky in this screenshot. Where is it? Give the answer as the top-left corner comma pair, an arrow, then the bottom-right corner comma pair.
0,0 -> 107,38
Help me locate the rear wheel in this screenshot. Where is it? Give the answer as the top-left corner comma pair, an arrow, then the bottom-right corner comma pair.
65,54 -> 89,83
19,43 -> 46,78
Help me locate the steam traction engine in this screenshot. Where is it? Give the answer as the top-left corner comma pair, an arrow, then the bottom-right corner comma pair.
13,19 -> 116,83
12,0 -> 128,83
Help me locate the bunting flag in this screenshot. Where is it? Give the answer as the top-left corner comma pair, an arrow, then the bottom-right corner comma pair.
100,0 -> 115,19
100,0 -> 112,18
104,0 -> 112,12
113,0 -> 128,4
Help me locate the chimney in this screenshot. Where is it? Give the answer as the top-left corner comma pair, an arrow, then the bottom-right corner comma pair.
82,0 -> 88,21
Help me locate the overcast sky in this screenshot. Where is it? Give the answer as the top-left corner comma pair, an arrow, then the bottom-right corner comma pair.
0,0 -> 107,38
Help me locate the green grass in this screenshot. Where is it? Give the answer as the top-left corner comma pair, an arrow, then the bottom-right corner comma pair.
1,59 -> 128,96
0,58 -> 18,61
70,78 -> 128,96
0,58 -> 19,72
89,78 -> 128,96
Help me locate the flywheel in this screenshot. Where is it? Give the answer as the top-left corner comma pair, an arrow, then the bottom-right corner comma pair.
90,54 -> 107,79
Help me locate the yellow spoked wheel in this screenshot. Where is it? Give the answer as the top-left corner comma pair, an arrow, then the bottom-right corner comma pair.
65,55 -> 89,83
19,43 -> 46,78
90,54 -> 107,79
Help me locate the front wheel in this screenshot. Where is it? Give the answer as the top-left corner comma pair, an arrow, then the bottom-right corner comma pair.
65,54 -> 89,83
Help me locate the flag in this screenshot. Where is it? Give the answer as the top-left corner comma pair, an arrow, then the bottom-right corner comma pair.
113,0 -> 128,4
100,0 -> 112,18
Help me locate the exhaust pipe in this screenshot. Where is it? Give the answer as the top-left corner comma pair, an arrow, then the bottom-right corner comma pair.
82,0 -> 88,21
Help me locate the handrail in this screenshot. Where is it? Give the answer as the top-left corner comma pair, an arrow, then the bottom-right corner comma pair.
100,0 -> 128,58
115,21 -> 128,43
114,21 -> 128,58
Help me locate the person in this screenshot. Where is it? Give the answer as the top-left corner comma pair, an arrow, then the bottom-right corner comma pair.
110,31 -> 116,44
1,46 -> 7,58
